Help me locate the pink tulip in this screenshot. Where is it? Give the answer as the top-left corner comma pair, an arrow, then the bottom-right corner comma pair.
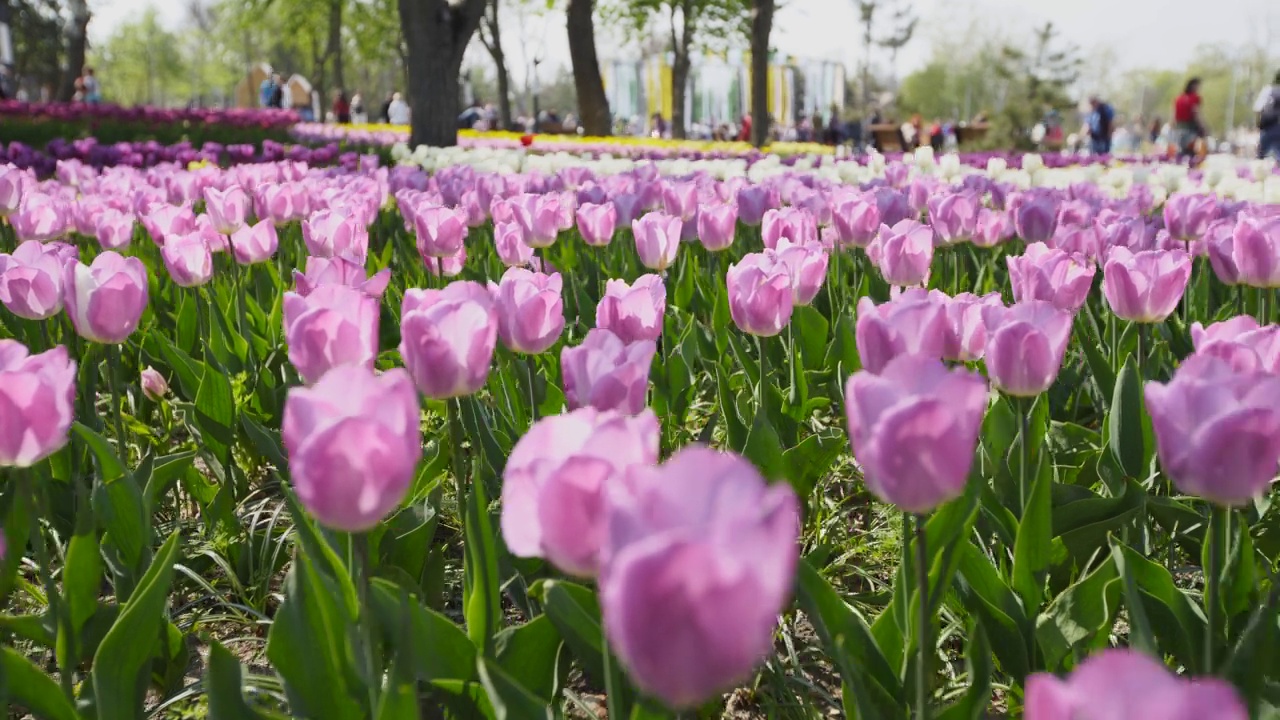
399,281 -> 498,399
1026,648 -> 1246,720
855,293 -> 949,373
983,300 -> 1073,397
561,328 -> 656,415
927,191 -> 981,246
0,241 -> 68,320
973,207 -> 1013,248
94,209 -> 135,250
282,365 -> 422,532
1190,316 -> 1280,373
868,219 -> 934,288
64,251 -> 149,344
596,275 -> 666,344
493,220 -> 534,267
502,407 -> 660,577
772,239 -> 828,306
0,341 -> 76,468
577,202 -> 618,247
460,190 -> 487,227
1204,219 -> 1240,285
632,212 -> 682,272
303,209 -> 370,263
736,185 -> 778,225
293,256 -> 390,299
1145,353 -> 1280,505
512,193 -> 562,248
1007,242 -> 1096,313
831,193 -> 881,248
726,252 -> 794,337
141,366 -> 169,401
943,292 -> 1003,362
282,284 -> 380,385
230,219 -> 279,264
0,167 -> 26,216
691,202 -> 735,252
601,446 -> 799,709
11,194 -> 70,243
761,207 -> 818,250
1100,246 -> 1192,323
161,232 -> 215,288
492,267 -> 565,354
424,246 -> 467,277
256,182 -> 311,225
203,186 -> 249,234
141,204 -> 197,246
845,353 -> 988,512
413,205 -> 468,259
1163,193 -> 1218,241
1231,214 -> 1280,289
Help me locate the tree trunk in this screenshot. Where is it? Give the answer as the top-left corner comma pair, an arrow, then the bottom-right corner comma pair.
750,0 -> 773,147
57,0 -> 89,101
566,0 -> 611,136
671,49 -> 690,139
328,0 -> 345,92
479,0 -> 513,130
397,0 -> 485,147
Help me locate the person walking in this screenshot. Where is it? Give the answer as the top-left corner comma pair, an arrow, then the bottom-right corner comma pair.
1087,95 -> 1115,155
1253,70 -> 1280,161
1173,78 -> 1206,163
350,93 -> 366,124
387,92 -> 411,125
333,90 -> 351,123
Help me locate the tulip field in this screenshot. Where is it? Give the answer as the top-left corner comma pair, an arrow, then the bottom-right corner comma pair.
2,144 -> 1280,720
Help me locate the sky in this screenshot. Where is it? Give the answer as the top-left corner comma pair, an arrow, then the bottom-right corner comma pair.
89,0 -> 1280,89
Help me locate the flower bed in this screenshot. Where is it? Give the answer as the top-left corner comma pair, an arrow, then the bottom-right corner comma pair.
0,101 -> 301,148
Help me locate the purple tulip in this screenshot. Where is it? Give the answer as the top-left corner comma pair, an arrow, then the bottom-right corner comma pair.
282,365 -> 421,532
561,328 -> 656,415
831,192 -> 882,248
577,202 -> 618,247
1026,648 -> 1246,720
727,252 -> 794,337
1048,224 -> 1102,262
868,220 -> 934,287
161,232 -> 215,287
491,267 -> 565,354
845,353 -> 988,512
1101,246 -> 1192,323
772,239 -> 828,306
293,256 -> 390,299
697,202 -> 738,252
632,212 -> 682,272
762,207 -> 818,250
1190,316 -> 1280,373
283,284 -> 380,385
230,218 -> 279,264
1204,219 -> 1240,285
0,341 -> 76,468
1007,242 -> 1096,313
983,300 -> 1073,397
1013,192 -> 1059,243
943,292 -> 1003,362
140,366 -> 169,401
399,281 -> 498,399
1163,193 -> 1218,241
855,292 -> 949,373
872,186 -> 912,226
0,240 -> 68,320
596,274 -> 666,344
304,208 -> 370,263
502,407 -> 660,577
203,186 -> 249,234
600,445 -> 799,709
736,185 -> 778,225
1231,213 -> 1280,289
64,251 -> 149,344
661,181 -> 698,226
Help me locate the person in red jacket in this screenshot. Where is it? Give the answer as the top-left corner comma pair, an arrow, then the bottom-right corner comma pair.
332,90 -> 351,124
1172,78 -> 1205,162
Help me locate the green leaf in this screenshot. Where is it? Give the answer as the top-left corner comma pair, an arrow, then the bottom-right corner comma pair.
742,412 -> 786,482
195,365 -> 236,466
1078,306 -> 1117,401
531,580 -> 605,685
1110,538 -> 1206,673
281,490 -> 359,621
1012,457 -> 1055,609
91,530 -> 182,719
464,471 -> 502,655
1107,355 -> 1147,480
154,334 -> 204,401
374,656 -> 422,720
1035,556 -> 1121,670
265,553 -> 363,720
91,473 -> 150,581
793,304 -> 830,372
0,646 -> 79,720
936,619 -> 993,720
241,414 -> 287,468
207,640 -> 284,720
955,543 -> 1032,683
780,431 -> 846,504
370,578 -> 476,683
58,531 -> 103,666
140,451 -> 197,511
476,656 -> 554,720
73,422 -> 125,483
824,311 -> 859,376
716,367 -> 749,452
1052,479 -> 1145,565
495,617 -> 564,704
0,487 -> 30,602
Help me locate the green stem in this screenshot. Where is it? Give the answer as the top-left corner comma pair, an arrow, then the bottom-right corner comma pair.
915,513 -> 930,720
353,533 -> 381,712
787,321 -> 797,406
1018,396 -> 1030,516
756,334 -> 769,418
23,472 -> 75,701
524,355 -> 539,428
446,398 -> 468,530
1205,505 -> 1228,674
106,343 -> 128,464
